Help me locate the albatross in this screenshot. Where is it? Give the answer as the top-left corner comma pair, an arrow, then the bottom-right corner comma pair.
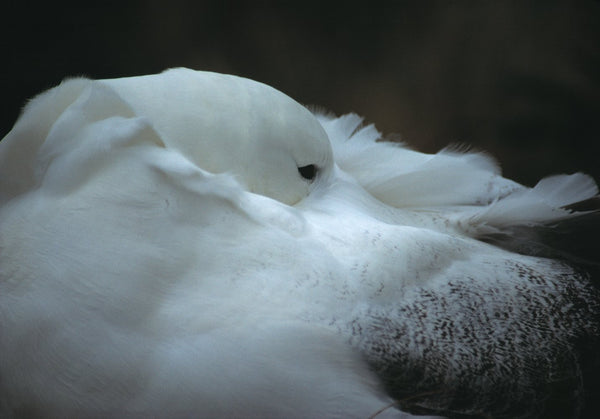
0,68 -> 598,418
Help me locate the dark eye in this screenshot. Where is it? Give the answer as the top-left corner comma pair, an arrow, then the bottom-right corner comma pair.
298,164 -> 317,181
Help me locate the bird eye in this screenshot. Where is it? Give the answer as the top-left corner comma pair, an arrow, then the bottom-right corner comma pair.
298,164 -> 317,181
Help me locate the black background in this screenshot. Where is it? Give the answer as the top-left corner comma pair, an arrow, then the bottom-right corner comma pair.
2,0 -> 599,187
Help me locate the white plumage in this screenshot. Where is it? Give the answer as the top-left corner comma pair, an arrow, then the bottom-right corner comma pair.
0,68 -> 597,418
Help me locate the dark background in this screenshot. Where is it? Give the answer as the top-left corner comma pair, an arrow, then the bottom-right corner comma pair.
1,2 -> 599,417
2,0 -> 599,187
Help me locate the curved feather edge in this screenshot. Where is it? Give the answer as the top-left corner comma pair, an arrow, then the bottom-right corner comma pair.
0,77 -> 91,204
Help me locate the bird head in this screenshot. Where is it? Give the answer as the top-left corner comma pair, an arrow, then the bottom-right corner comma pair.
102,68 -> 333,205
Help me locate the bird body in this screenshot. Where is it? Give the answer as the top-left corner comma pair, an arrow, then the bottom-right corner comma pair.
0,68 -> 597,418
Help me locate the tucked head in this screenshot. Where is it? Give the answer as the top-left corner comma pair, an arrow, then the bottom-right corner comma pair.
101,68 -> 333,205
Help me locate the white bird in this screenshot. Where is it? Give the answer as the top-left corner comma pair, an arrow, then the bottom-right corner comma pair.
0,68 -> 598,418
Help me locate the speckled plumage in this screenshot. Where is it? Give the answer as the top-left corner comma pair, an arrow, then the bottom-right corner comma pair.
351,260 -> 598,417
